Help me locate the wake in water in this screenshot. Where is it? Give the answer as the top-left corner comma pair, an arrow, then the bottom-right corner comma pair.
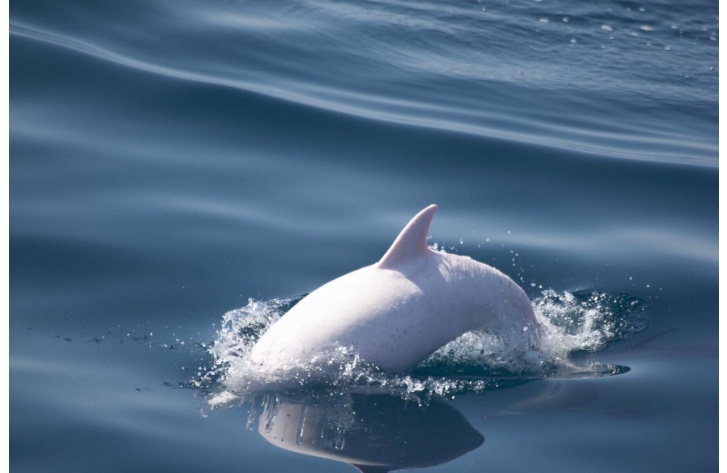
196,289 -> 648,405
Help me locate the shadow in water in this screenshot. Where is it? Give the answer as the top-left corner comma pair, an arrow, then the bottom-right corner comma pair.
252,391 -> 484,473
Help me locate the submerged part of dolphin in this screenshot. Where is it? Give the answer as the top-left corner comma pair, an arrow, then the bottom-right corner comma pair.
250,204 -> 540,374
256,392 -> 484,473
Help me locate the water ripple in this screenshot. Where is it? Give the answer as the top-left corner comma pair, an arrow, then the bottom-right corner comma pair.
10,9 -> 717,167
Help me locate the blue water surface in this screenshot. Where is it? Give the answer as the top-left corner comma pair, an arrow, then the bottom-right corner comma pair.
10,0 -> 718,472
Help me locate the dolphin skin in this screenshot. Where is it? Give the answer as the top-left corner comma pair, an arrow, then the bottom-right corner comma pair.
250,204 -> 539,373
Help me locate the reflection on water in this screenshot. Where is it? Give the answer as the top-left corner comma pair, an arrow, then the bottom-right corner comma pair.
251,391 -> 483,473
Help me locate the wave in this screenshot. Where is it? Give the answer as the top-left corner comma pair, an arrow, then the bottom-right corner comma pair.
10,15 -> 717,167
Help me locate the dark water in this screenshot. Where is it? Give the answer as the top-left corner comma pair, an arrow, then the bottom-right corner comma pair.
10,0 -> 718,472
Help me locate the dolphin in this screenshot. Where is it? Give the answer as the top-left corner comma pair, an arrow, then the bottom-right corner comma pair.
250,204 -> 539,373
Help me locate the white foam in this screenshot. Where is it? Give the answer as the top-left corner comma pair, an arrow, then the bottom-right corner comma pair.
200,289 -> 646,405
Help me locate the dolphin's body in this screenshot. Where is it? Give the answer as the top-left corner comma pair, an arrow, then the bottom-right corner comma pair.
250,205 -> 539,373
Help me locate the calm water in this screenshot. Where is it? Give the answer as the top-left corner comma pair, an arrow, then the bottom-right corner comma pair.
10,0 -> 718,472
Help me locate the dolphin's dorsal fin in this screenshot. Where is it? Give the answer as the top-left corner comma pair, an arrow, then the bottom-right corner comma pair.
378,204 -> 437,269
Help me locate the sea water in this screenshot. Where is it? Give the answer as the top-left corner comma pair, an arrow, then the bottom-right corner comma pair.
10,0 -> 718,472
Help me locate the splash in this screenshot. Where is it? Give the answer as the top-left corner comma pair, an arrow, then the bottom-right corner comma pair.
199,290 -> 647,405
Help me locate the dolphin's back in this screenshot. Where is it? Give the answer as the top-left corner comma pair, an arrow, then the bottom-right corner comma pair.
250,250 -> 537,372
249,205 -> 539,374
